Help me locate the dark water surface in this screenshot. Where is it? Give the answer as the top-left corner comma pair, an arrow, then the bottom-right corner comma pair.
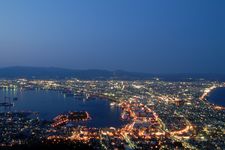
0,89 -> 125,128
207,87 -> 225,107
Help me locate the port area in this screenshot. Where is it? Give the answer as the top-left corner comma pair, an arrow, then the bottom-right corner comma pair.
0,97 -> 196,149
46,98 -> 195,150
51,111 -> 91,128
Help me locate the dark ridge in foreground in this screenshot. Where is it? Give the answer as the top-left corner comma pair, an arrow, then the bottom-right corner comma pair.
1,142 -> 94,150
0,66 -> 225,81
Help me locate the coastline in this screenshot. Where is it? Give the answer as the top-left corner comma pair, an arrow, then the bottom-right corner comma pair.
200,85 -> 225,110
199,85 -> 217,101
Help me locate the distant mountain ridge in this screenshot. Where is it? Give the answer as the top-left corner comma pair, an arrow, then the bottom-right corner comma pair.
0,66 -> 153,80
0,66 -> 225,81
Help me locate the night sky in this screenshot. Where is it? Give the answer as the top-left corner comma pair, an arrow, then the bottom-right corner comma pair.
0,0 -> 225,73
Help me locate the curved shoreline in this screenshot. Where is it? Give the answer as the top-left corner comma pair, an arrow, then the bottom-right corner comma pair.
207,87 -> 225,107
200,85 -> 225,109
199,85 -> 217,101
0,89 -> 125,128
205,86 -> 225,110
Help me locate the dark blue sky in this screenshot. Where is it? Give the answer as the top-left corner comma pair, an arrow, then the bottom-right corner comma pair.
0,0 -> 225,73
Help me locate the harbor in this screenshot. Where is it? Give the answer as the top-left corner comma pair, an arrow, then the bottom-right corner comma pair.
0,89 -> 125,128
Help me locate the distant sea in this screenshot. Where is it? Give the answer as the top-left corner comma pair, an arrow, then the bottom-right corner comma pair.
207,87 -> 225,107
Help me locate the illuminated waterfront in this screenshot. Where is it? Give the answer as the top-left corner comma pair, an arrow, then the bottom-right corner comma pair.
207,87 -> 225,107
0,89 -> 125,128
0,79 -> 224,149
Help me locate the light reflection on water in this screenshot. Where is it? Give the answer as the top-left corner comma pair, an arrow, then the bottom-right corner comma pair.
0,89 -> 125,128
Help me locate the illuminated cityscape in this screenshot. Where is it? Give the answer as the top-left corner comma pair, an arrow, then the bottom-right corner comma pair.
1,0 -> 225,149
0,78 -> 224,149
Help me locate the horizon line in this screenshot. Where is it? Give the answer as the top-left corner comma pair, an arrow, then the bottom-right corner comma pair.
0,66 -> 225,75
